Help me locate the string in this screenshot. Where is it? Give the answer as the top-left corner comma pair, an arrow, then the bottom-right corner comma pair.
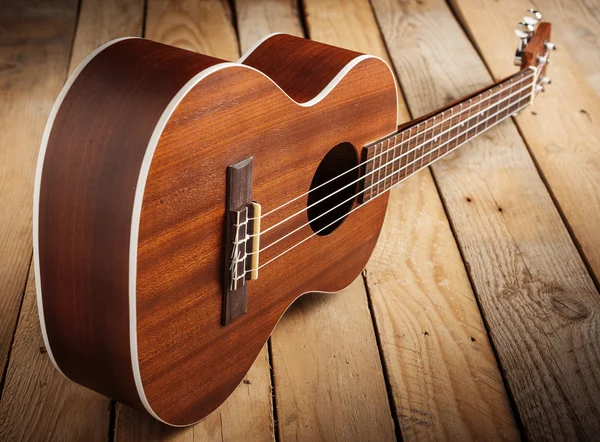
250,98 -> 531,272
251,80 -> 534,239
250,92 -> 530,255
251,70 -> 535,221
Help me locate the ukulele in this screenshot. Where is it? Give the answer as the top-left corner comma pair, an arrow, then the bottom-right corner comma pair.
34,11 -> 554,426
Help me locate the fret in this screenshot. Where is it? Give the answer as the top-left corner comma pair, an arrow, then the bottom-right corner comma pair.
408,124 -> 423,176
466,97 -> 478,140
419,122 -> 429,169
420,117 -> 435,170
478,89 -> 491,133
474,92 -> 486,132
383,138 -> 392,191
359,71 -> 536,204
447,105 -> 461,154
509,71 -> 532,115
509,74 -> 523,116
456,101 -> 469,146
398,129 -> 410,183
372,142 -> 380,198
361,144 -> 375,202
430,111 -> 444,162
491,84 -> 504,128
406,126 -> 418,176
391,133 -> 401,186
496,82 -> 513,122
501,77 -> 516,122
422,114 -> 435,167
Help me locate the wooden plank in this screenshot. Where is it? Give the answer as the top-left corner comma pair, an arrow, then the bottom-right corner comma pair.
145,0 -> 239,60
0,267 -> 111,441
236,0 -> 304,48
0,0 -> 78,387
449,0 -> 600,287
530,0 -> 600,96
0,0 -> 145,439
236,2 -> 397,441
116,349 -> 273,441
303,0 -> 520,440
113,2 -> 274,439
371,0 -> 600,440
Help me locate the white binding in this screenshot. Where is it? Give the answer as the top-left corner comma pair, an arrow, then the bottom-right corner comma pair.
33,36 -> 139,380
237,32 -> 283,63
35,34 -> 399,427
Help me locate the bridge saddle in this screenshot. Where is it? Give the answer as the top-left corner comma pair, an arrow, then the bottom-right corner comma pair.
223,157 -> 260,326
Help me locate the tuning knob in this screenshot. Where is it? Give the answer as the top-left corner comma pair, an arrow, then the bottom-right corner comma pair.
545,41 -> 557,51
515,21 -> 534,39
538,54 -> 549,64
535,84 -> 545,93
523,9 -> 542,26
514,55 -> 522,66
540,76 -> 552,85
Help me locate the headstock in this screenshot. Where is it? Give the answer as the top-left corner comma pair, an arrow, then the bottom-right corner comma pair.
514,9 -> 555,98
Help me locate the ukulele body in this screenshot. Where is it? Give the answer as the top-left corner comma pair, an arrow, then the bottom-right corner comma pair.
35,34 -> 397,425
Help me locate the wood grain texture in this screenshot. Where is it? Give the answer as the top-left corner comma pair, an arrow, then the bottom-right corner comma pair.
0,265 -> 110,442
0,0 -> 141,440
237,2 -> 395,440
134,42 -> 395,425
117,1 -> 274,436
115,1 -> 274,436
39,37 -> 221,408
236,0 -> 304,51
0,0 -> 78,390
116,348 -> 274,442
269,279 -> 396,441
68,0 -> 145,76
372,0 -> 600,439
533,0 -> 600,97
145,0 -> 239,60
303,0 -> 520,440
449,0 -> 600,288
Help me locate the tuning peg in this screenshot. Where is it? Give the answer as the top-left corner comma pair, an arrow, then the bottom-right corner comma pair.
514,55 -> 522,66
538,54 -> 549,64
540,76 -> 552,85
523,9 -> 542,26
535,84 -> 545,93
515,21 -> 535,39
545,41 -> 557,51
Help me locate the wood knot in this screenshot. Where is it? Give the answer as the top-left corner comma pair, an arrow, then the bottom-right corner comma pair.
550,292 -> 590,320
0,62 -> 17,72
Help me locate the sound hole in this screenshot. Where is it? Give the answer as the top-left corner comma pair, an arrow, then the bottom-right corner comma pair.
307,142 -> 359,236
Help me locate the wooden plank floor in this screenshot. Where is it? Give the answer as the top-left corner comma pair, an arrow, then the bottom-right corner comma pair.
0,0 -> 599,441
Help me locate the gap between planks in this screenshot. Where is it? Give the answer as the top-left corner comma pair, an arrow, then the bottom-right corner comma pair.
303,0 -> 519,440
370,0 -> 600,440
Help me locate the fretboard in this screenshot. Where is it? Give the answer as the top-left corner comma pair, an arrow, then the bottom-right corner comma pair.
360,68 -> 536,202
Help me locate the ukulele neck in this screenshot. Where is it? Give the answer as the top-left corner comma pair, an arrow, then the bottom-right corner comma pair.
360,68 -> 536,203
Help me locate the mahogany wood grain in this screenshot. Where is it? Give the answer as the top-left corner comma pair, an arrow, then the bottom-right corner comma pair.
362,69 -> 533,202
0,0 -> 78,389
306,0 -> 519,439
0,0 -> 144,439
237,11 -> 399,440
136,39 -> 396,425
0,266 -> 111,441
115,2 -> 275,438
38,39 -> 223,409
38,34 -> 396,425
